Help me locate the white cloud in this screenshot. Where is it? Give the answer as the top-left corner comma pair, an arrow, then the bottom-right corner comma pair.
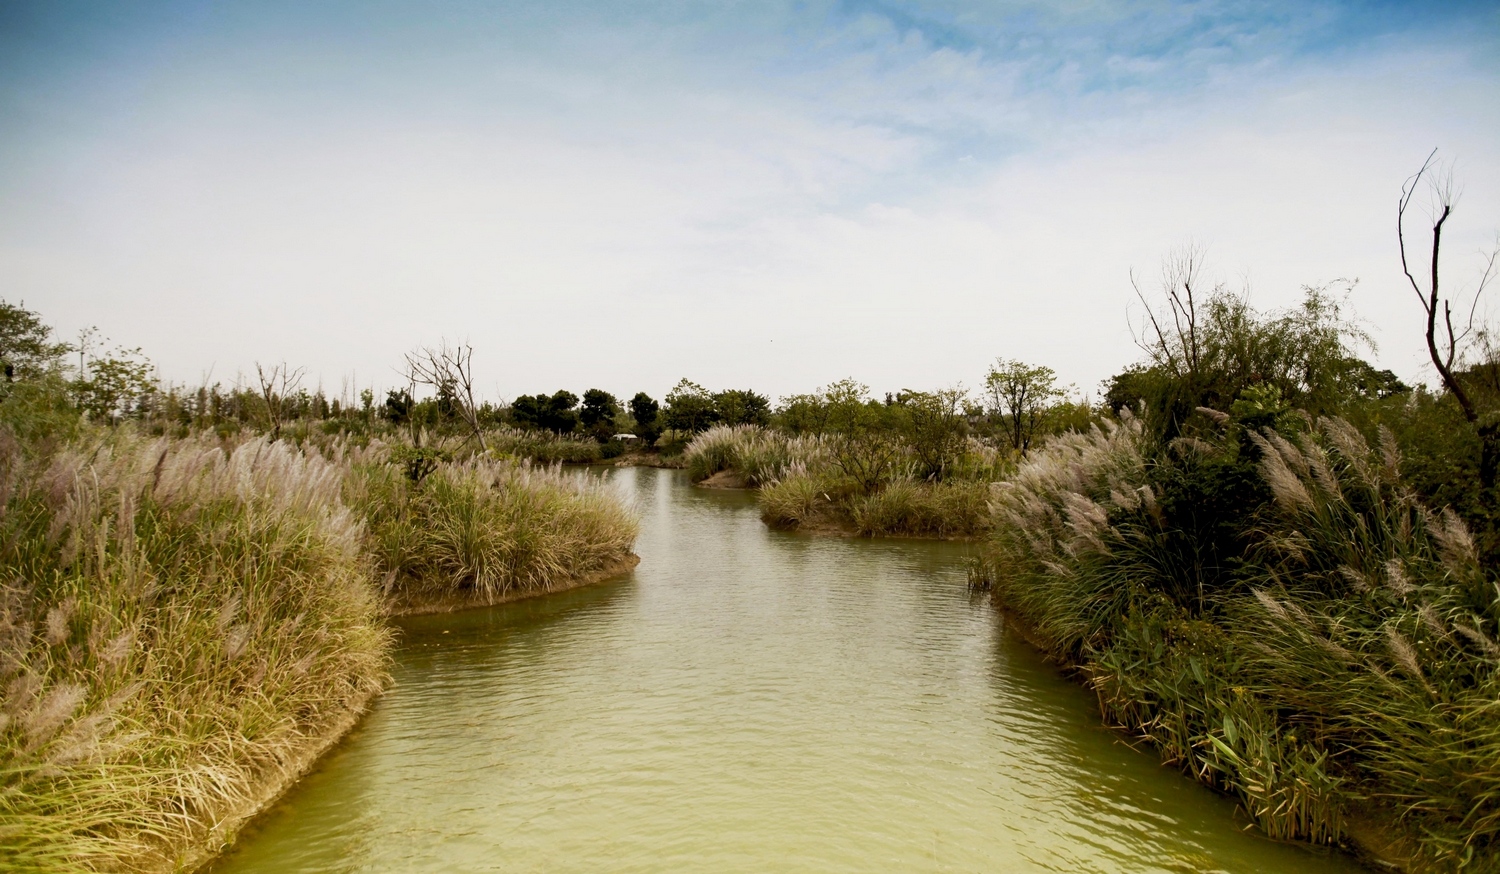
1,1 -> 1498,403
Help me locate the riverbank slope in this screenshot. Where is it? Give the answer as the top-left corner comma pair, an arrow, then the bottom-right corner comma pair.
0,429 -> 639,874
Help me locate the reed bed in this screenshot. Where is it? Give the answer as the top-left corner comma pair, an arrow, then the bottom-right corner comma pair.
485,426 -> 603,465
0,427 -> 638,871
685,425 -> 996,538
342,442 -> 638,607
0,433 -> 389,873
974,413 -> 1500,869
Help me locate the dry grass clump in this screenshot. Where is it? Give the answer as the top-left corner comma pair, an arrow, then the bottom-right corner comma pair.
0,432 -> 389,873
683,425 -> 825,486
341,442 -> 637,608
976,414 -> 1500,868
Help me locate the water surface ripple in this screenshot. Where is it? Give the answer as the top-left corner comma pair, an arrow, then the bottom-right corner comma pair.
211,468 -> 1363,873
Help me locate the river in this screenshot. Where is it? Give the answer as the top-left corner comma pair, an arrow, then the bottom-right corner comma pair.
209,467 -> 1364,873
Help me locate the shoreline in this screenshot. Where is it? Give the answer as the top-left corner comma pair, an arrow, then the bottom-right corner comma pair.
176,687 -> 382,874
182,554 -> 640,873
385,553 -> 641,617
991,603 -> 1415,873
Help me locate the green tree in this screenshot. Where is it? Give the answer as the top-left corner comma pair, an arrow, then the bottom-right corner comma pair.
384,389 -> 414,424
775,392 -> 830,434
713,389 -> 771,426
511,390 -> 580,434
896,388 -> 968,481
985,359 -> 1064,455
822,379 -> 903,494
1126,247 -> 1372,439
629,392 -> 660,444
0,300 -> 68,382
662,379 -> 718,434
580,389 -> 621,441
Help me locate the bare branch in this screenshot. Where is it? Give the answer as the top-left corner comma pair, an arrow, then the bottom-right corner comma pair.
1399,148 -> 1440,313
254,361 -> 304,441
405,340 -> 488,452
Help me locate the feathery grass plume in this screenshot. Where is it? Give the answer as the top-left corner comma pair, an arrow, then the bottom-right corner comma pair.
0,430 -> 389,873
1238,418 -> 1500,867
683,424 -> 831,487
977,412 -> 1500,858
1250,430 -> 1314,513
684,424 -> 765,482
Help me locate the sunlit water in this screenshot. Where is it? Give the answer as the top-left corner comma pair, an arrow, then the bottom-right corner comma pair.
210,468 -> 1363,873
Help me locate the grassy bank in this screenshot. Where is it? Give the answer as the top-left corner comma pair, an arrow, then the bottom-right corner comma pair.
342,441 -> 638,613
971,413 -> 1500,870
0,428 -> 637,871
684,422 -> 1005,538
0,432 -> 389,872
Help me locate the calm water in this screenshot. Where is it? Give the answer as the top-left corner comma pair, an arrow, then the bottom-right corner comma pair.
211,468 -> 1363,873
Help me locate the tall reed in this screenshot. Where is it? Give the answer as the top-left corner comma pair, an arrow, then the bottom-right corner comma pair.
976,413 -> 1500,867
0,432 -> 389,872
340,441 -> 638,609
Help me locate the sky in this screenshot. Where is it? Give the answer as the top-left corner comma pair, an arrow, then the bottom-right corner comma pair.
2,0 -> 1499,405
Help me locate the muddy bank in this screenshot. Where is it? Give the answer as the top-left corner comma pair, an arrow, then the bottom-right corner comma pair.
695,469 -> 748,489
385,554 -> 642,617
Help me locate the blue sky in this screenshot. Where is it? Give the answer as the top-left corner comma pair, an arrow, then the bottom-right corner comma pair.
2,1 -> 1498,402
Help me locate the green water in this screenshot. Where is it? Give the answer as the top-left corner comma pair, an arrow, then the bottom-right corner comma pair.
210,468 -> 1363,873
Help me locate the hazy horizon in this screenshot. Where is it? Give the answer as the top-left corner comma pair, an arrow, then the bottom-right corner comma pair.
3,1 -> 1499,405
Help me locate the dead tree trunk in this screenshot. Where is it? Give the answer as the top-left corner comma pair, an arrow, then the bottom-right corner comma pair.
1400,150 -> 1499,490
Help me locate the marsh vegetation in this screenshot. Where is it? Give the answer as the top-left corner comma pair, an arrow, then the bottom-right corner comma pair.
0,307 -> 639,872
5,160 -> 1500,872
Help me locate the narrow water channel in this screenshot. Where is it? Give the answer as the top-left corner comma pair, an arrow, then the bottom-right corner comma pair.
210,467 -> 1363,873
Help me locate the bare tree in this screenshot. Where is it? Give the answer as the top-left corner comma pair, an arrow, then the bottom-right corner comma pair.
1132,244 -> 1219,381
405,341 -> 487,452
1399,150 -> 1500,490
255,361 -> 305,441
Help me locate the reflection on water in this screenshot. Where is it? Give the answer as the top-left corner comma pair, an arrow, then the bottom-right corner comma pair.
211,468 -> 1363,873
